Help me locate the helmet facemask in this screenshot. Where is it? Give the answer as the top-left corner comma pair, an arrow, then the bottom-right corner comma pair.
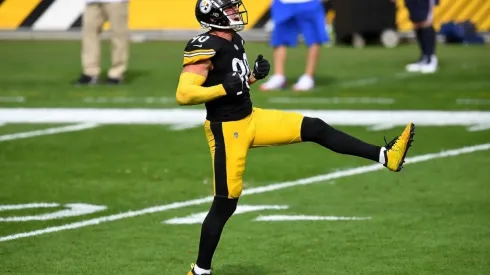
221,0 -> 248,31
199,0 -> 248,32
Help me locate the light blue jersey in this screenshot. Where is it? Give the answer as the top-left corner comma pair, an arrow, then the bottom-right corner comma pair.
270,0 -> 329,47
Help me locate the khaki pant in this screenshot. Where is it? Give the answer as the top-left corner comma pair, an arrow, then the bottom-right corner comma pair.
82,2 -> 129,79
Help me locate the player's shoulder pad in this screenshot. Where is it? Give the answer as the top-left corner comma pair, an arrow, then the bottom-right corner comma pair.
183,34 -> 222,66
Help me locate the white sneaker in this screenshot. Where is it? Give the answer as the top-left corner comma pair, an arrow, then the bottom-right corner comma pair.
405,60 -> 423,72
259,74 -> 286,91
420,55 -> 438,74
293,74 -> 314,92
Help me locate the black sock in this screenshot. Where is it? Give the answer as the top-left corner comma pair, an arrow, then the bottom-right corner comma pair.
196,197 -> 238,270
300,117 -> 381,163
420,26 -> 436,60
415,28 -> 424,59
424,25 -> 436,57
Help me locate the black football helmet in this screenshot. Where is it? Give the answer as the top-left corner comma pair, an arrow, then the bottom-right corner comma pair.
195,0 -> 248,32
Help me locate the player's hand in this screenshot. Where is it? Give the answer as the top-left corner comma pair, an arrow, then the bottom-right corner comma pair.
223,72 -> 244,96
252,54 -> 270,80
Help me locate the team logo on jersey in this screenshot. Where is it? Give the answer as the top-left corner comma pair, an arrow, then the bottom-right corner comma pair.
199,0 -> 212,14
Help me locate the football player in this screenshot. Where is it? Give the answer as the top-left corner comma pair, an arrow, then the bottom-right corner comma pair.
177,1 -> 415,274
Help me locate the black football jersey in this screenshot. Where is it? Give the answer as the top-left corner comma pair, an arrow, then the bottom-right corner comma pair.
183,31 -> 253,122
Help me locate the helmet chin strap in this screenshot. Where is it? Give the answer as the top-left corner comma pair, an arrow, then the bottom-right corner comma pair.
200,22 -> 245,32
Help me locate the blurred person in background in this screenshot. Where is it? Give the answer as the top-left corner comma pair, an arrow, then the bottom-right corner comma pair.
260,0 -> 329,92
73,0 -> 129,85
401,0 -> 439,73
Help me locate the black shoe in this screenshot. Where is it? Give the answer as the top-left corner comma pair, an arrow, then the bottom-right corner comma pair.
73,74 -> 98,85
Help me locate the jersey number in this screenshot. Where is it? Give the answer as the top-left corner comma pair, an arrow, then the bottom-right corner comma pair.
191,35 -> 210,44
232,53 -> 251,90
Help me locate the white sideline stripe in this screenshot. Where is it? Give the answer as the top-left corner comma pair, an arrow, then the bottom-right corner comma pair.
1,143 -> 489,242
2,109 -> 490,130
0,123 -> 99,142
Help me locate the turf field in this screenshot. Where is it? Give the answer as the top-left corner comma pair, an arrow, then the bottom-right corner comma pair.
0,40 -> 489,275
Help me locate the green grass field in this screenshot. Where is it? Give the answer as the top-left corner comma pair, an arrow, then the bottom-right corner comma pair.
0,40 -> 489,275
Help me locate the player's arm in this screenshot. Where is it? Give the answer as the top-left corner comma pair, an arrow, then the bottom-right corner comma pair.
176,62 -> 245,107
176,36 -> 229,106
176,60 -> 227,106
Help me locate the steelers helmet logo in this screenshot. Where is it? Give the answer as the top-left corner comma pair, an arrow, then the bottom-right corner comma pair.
199,0 -> 212,14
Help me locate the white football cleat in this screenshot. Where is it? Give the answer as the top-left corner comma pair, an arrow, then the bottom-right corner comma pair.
259,74 -> 286,91
293,74 -> 315,92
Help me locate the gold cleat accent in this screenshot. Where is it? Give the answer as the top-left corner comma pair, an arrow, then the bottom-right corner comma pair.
384,123 -> 415,172
187,263 -> 211,275
187,263 -> 195,275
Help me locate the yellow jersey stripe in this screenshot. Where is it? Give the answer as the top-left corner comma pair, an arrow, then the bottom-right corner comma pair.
184,49 -> 216,55
183,53 -> 216,66
184,51 -> 216,58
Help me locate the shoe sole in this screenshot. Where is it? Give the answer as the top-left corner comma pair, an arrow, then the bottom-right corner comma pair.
395,123 -> 416,172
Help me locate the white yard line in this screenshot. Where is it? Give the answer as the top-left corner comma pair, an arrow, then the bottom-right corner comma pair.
0,123 -> 99,142
0,203 -> 59,211
0,203 -> 107,222
1,143 -> 489,242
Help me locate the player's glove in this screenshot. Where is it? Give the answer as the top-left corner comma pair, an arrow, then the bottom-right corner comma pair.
223,72 -> 244,96
252,54 -> 270,80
